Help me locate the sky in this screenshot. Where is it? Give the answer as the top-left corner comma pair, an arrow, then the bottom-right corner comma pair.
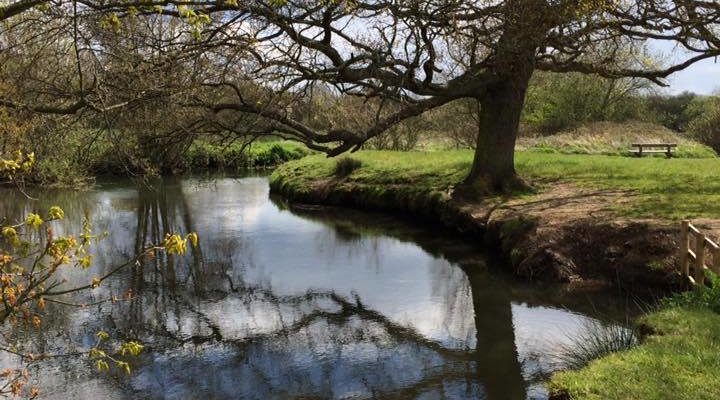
652,40 -> 720,95
666,59 -> 720,95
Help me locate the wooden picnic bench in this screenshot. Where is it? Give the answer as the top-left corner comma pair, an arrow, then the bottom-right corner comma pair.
629,143 -> 677,157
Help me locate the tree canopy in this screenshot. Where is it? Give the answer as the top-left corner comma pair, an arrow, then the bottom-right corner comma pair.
0,0 -> 719,190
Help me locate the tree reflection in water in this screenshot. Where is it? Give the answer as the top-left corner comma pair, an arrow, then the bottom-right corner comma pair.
0,176 -> 635,400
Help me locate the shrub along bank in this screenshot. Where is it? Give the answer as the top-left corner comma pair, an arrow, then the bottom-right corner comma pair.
182,140 -> 309,170
91,140 -> 309,175
17,138 -> 310,187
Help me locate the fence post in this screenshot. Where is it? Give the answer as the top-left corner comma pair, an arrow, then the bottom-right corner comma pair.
680,220 -> 690,279
695,235 -> 706,287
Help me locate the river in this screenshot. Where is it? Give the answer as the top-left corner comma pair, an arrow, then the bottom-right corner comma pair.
0,175 -> 638,399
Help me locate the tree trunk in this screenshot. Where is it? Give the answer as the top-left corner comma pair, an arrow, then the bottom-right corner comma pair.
461,74 -> 532,196
471,275 -> 527,399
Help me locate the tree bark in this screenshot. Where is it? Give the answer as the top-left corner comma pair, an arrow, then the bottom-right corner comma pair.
461,73 -> 533,196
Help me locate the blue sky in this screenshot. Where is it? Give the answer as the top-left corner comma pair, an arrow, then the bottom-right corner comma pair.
665,58 -> 720,95
652,41 -> 720,95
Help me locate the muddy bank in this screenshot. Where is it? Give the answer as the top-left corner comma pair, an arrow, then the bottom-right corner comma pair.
270,175 -> 683,293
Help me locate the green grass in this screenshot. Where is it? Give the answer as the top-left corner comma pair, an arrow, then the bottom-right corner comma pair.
272,150 -> 720,219
271,150 -> 469,191
517,152 -> 720,219
549,306 -> 720,400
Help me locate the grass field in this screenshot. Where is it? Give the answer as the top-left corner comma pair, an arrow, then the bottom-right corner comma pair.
549,306 -> 720,400
273,150 -> 720,219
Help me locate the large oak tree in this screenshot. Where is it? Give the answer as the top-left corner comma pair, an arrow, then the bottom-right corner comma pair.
126,0 -> 718,192
2,0 -> 720,192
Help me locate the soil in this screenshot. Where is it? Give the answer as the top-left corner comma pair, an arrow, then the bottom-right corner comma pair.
456,183 -> 682,291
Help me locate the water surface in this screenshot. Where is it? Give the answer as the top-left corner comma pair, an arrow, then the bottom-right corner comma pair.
0,175 -> 636,399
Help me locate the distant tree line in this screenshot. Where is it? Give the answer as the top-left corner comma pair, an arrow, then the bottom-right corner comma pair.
522,74 -> 720,142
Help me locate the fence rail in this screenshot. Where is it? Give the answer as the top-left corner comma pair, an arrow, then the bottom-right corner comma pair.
679,220 -> 720,286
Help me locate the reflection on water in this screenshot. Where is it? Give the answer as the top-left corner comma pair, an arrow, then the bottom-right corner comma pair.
0,175 -> 637,399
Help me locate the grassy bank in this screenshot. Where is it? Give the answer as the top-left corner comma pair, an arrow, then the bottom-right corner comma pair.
182,140 -> 310,170
272,150 -> 720,219
549,306 -> 720,400
516,121 -> 716,158
83,139 -> 309,178
551,276 -> 720,399
25,138 -> 310,187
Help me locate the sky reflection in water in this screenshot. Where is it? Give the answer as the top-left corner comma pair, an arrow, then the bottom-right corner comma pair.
0,176 -> 634,400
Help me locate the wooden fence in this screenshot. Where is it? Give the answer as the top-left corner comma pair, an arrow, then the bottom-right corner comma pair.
679,220 -> 720,286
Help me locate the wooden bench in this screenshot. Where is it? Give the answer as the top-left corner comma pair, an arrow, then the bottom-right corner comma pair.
629,143 -> 677,157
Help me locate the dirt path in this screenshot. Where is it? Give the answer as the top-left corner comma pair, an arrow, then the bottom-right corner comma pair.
498,183 -> 633,223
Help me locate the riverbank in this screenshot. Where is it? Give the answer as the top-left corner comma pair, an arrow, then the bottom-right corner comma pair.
21,139 -> 310,187
91,140 -> 310,175
269,149 -> 720,399
271,150 -> 720,290
549,305 -> 720,400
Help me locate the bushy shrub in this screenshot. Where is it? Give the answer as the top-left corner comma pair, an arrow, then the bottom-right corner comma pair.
181,140 -> 308,170
367,125 -> 421,151
556,320 -> 639,370
643,92 -> 702,132
251,143 -> 306,167
522,72 -> 646,134
33,156 -> 91,187
688,97 -> 720,154
333,157 -> 362,177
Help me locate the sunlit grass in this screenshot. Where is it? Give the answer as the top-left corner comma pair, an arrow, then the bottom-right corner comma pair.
517,152 -> 720,219
273,150 -> 720,219
549,307 -> 720,400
